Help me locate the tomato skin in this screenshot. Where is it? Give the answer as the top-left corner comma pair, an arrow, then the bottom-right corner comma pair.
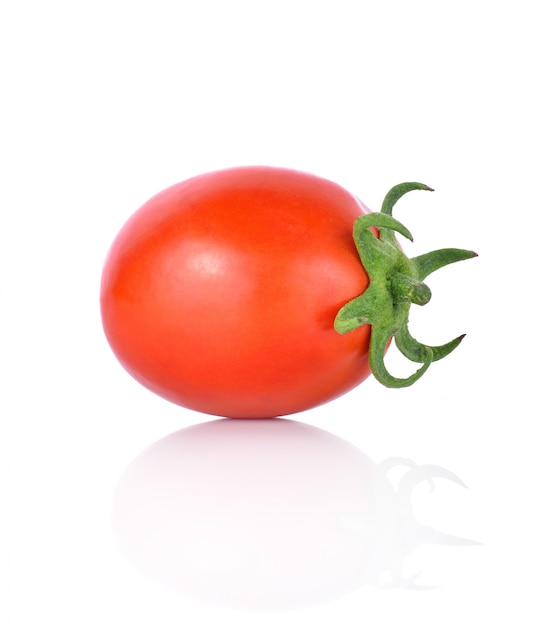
100,166 -> 373,418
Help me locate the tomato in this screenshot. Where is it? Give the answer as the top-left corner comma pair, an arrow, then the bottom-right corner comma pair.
100,166 -> 475,418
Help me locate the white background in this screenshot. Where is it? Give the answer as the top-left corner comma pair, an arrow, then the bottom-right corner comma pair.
3,0 -> 546,624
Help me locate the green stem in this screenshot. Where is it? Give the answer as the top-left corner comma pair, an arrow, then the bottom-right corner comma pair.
388,273 -> 432,306
334,182 -> 477,388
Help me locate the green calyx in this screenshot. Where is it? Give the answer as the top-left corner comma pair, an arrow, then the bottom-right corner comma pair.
334,182 -> 477,388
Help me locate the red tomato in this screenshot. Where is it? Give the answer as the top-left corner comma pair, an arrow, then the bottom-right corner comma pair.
100,166 -> 372,418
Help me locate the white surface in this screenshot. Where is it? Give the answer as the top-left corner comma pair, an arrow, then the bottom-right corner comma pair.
4,1 -> 545,624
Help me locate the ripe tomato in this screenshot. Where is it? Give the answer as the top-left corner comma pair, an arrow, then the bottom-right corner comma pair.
100,166 -> 475,418
100,166 -> 373,418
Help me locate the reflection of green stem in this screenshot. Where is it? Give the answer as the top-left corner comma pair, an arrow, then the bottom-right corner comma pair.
334,182 -> 477,388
